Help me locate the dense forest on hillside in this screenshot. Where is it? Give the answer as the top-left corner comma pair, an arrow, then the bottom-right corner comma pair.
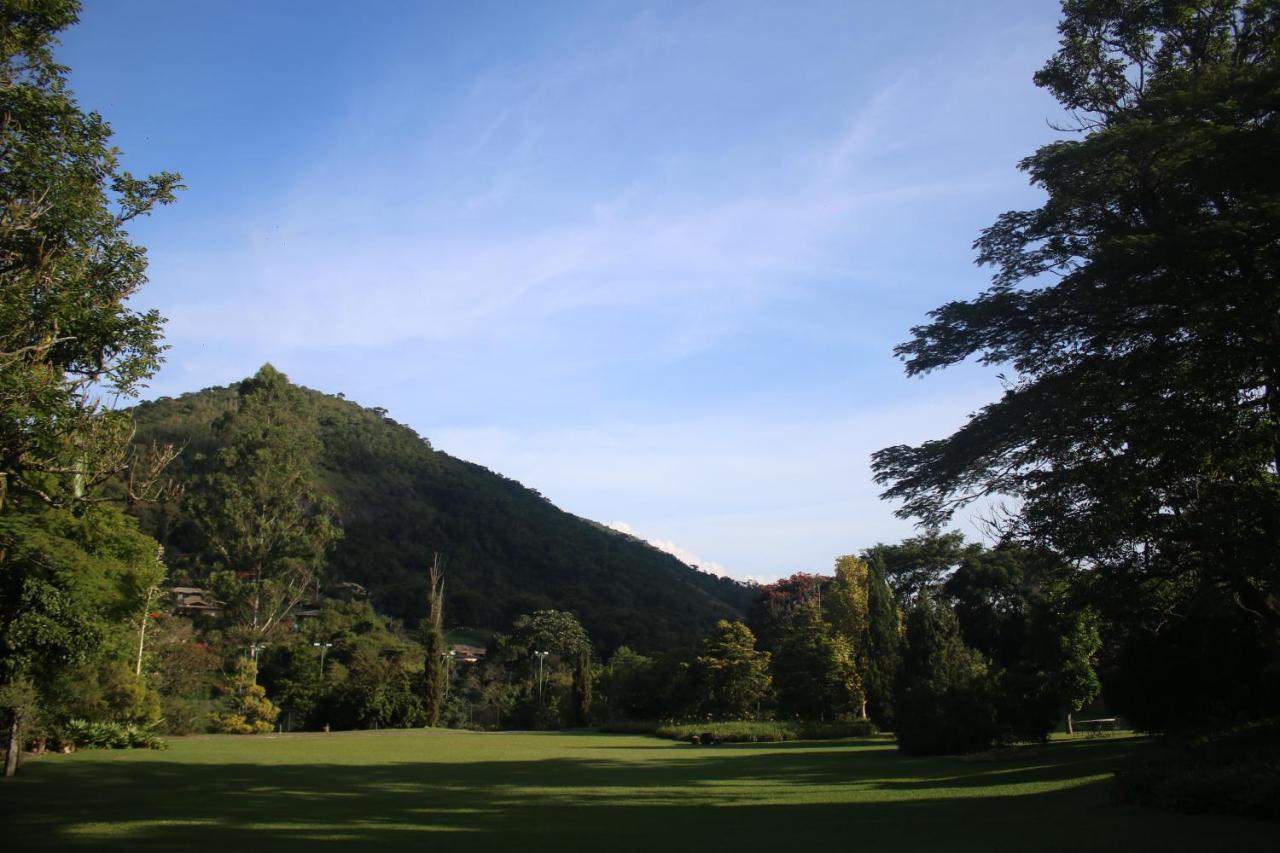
127,378 -> 754,652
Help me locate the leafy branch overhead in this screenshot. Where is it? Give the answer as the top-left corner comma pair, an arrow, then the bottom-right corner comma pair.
872,1 -> 1280,631
0,0 -> 182,512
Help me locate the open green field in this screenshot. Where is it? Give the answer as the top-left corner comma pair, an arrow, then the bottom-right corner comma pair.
0,731 -> 1272,852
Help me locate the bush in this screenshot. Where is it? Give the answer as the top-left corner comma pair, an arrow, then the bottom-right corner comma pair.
653,719 -> 876,743
58,719 -> 168,750
209,660 -> 279,734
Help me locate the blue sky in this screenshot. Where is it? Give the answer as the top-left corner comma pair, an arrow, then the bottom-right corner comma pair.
61,0 -> 1068,581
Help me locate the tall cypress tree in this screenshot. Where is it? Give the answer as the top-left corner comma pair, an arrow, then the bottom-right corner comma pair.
827,555 -> 871,718
861,550 -> 902,729
572,647 -> 593,727
894,595 -> 996,755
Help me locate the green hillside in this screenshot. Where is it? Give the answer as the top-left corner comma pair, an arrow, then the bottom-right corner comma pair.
127,377 -> 754,652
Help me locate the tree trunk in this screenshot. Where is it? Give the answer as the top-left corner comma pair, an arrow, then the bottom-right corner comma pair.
5,713 -> 21,777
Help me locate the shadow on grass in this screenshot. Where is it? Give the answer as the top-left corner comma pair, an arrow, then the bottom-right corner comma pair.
1,736 -> 1270,853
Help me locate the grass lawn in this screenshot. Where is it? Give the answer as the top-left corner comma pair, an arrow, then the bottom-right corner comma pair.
0,730 -> 1272,851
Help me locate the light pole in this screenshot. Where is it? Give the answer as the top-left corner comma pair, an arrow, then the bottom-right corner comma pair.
313,642 -> 333,681
533,651 -> 550,702
441,649 -> 457,698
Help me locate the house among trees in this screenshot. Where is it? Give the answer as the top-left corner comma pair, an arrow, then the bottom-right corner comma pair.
170,587 -> 221,616
451,644 -> 486,664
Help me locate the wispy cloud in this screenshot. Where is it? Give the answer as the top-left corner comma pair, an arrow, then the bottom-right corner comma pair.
434,385 -> 998,582
121,0 -> 1067,574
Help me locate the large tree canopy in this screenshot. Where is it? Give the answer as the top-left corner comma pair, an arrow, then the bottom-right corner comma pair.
186,365 -> 341,657
872,1 -> 1280,638
1,0 -> 178,775
0,0 -> 181,510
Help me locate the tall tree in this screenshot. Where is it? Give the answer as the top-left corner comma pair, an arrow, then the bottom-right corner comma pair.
0,0 -> 181,512
826,555 -> 871,718
745,572 -> 827,654
871,1 -> 1280,728
944,544 -> 1101,738
894,595 -> 997,755
187,366 -> 340,662
0,0 -> 179,775
499,609 -> 592,728
772,605 -> 860,722
571,646 -> 593,726
860,550 -> 902,728
421,554 -> 447,727
686,620 -> 772,720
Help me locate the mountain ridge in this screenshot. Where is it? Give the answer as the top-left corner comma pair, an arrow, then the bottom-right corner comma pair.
127,377 -> 755,652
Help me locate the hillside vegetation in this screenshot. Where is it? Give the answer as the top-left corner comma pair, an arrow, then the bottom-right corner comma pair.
127,377 -> 753,651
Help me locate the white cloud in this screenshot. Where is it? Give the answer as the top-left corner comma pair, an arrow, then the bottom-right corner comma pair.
605,522 -> 732,578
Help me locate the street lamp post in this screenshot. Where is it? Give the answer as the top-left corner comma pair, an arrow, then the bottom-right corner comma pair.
313,642 -> 333,681
533,651 -> 550,702
440,649 -> 457,698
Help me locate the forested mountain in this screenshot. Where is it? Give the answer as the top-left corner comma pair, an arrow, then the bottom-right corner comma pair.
127,375 -> 754,652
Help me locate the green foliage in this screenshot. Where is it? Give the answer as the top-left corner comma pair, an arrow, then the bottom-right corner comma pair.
596,646 -> 664,721
653,719 -> 877,743
744,572 -> 825,654
944,544 -> 1101,741
144,614 -> 218,734
1098,570 -> 1280,734
826,556 -> 869,647
894,596 -> 999,755
860,550 -> 902,729
254,598 -> 428,731
571,647 -> 593,726
0,503 -> 165,742
46,659 -> 161,729
129,380 -> 752,654
656,721 -> 789,742
772,606 -> 860,722
684,620 -> 771,720
185,365 -> 340,654
862,531 -> 978,606
57,718 -> 167,750
324,642 -> 425,730
489,610 -> 593,729
209,659 -> 279,734
508,609 -> 591,658
0,0 -> 180,512
871,0 -> 1280,734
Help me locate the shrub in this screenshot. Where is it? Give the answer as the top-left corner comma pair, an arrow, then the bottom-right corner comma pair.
653,719 -> 876,743
58,719 -> 167,750
209,660 -> 279,734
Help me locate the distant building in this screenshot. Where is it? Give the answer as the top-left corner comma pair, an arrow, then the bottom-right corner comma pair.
451,644 -> 486,663
170,586 -> 221,616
